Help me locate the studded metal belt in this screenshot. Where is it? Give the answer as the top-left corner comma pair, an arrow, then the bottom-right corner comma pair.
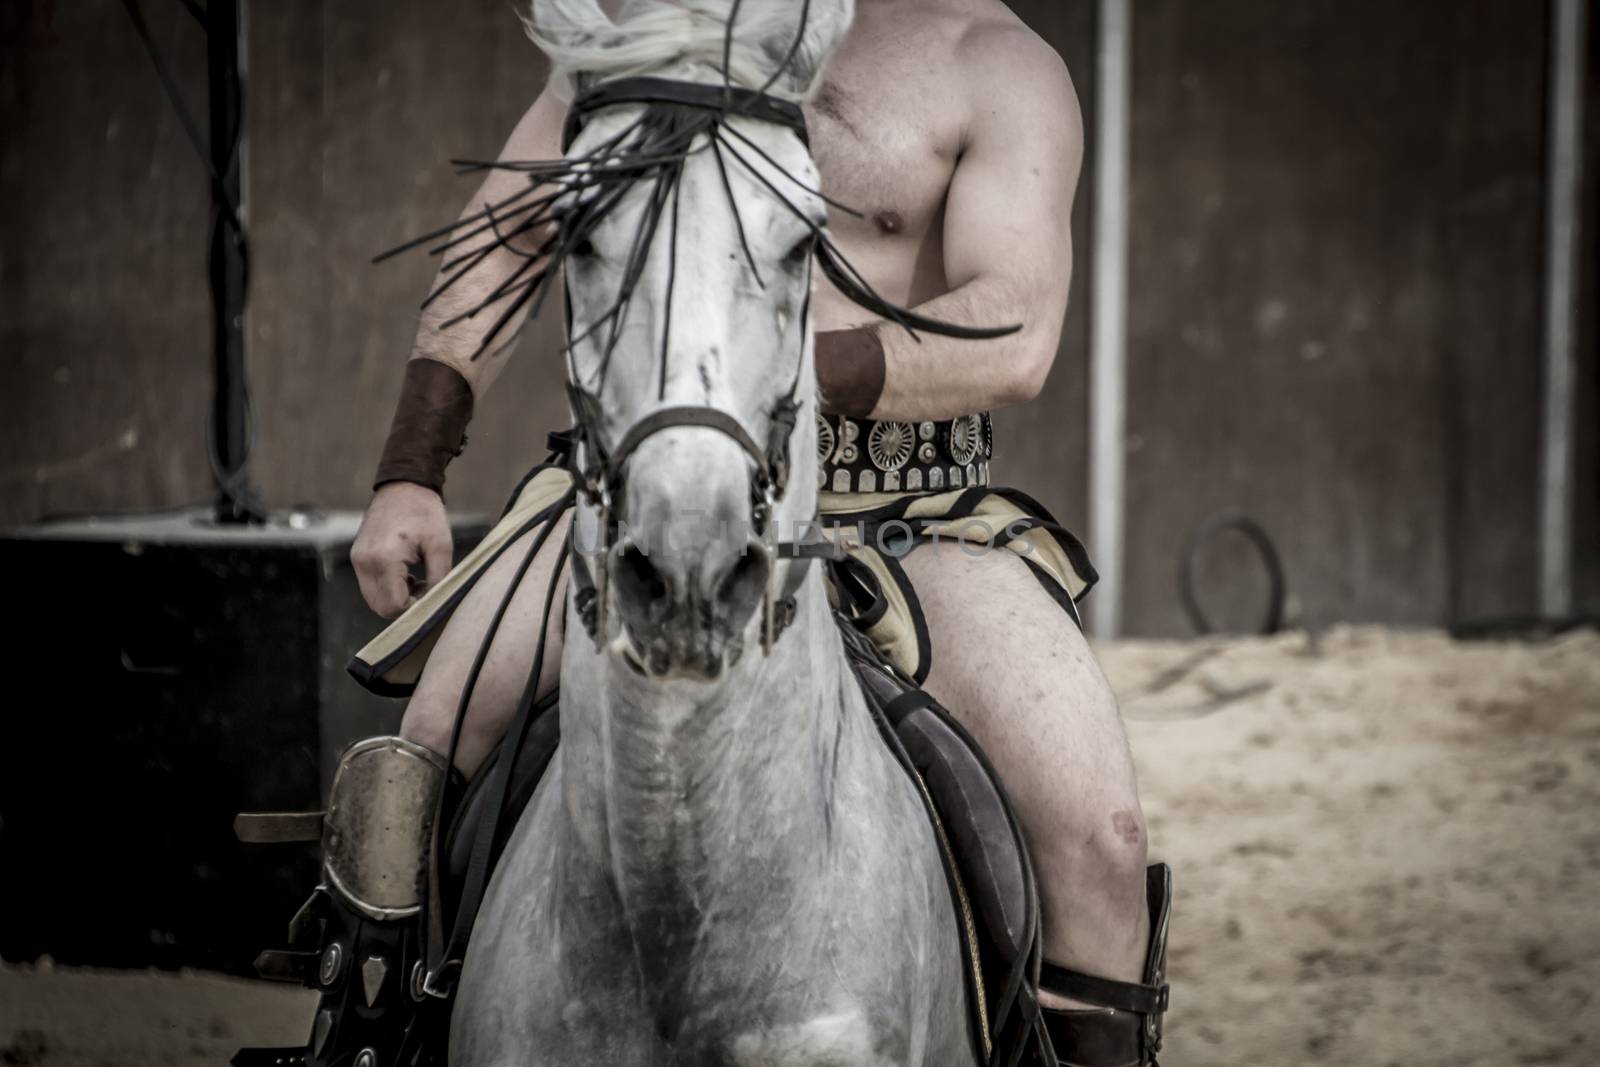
816,411 -> 993,494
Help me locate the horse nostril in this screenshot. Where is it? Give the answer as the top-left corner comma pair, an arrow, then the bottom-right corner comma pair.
614,544 -> 671,618
716,549 -> 770,626
622,546 -> 668,600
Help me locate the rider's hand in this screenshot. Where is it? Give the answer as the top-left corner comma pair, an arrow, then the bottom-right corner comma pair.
351,482 -> 454,619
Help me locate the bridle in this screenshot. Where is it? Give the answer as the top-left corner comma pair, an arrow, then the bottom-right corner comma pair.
558,76 -> 840,653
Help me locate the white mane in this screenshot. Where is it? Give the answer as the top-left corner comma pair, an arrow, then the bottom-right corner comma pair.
525,0 -> 834,102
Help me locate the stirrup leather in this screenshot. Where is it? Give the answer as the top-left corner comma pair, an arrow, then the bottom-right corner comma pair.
1040,864 -> 1172,1067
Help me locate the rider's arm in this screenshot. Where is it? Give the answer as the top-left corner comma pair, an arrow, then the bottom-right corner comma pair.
370,84 -> 567,496
410,83 -> 568,395
353,84 -> 567,619
868,26 -> 1082,421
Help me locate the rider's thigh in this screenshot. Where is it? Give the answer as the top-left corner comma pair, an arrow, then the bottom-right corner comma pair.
899,541 -> 1147,890
903,541 -> 1150,982
400,511 -> 572,777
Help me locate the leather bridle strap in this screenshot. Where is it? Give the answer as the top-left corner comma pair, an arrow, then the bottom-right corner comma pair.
604,405 -> 769,487
563,75 -> 810,152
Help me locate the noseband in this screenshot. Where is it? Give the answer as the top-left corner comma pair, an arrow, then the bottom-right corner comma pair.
560,76 -> 836,653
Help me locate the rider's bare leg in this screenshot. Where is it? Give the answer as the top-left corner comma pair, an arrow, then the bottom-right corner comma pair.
400,512 -> 572,777
900,541 -> 1150,1010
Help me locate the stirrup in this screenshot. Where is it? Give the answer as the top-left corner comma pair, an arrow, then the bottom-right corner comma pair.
234,737 -> 455,1067
1039,864 -> 1172,1067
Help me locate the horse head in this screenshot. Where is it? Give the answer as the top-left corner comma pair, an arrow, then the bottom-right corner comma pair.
529,0 -> 854,681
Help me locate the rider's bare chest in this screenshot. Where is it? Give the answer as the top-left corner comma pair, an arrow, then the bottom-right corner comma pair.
803,45 -> 967,247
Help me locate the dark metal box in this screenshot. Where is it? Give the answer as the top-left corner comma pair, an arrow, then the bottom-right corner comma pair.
0,509 -> 486,974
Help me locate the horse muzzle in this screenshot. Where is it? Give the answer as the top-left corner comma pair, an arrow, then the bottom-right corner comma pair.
608,534 -> 771,679
574,411 -> 795,677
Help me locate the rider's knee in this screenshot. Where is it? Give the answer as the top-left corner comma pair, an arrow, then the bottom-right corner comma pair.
401,688 -> 516,777
1071,682 -> 1148,886
399,693 -> 463,760
1039,790 -> 1149,901
1089,802 -> 1149,891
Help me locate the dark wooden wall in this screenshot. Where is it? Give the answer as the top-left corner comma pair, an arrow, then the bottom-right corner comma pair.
2,0 -> 1591,634
1,2 -> 214,522
1122,0 -> 1556,633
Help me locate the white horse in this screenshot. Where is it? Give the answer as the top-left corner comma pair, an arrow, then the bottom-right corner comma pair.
450,1 -> 982,1063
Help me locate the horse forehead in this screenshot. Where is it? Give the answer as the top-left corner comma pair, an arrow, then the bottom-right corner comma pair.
565,104 -> 819,217
723,111 -> 817,171
563,103 -> 639,153
716,116 -> 821,210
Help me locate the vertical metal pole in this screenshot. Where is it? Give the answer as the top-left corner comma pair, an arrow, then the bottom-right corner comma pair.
1089,0 -> 1131,638
1539,0 -> 1586,617
208,0 -> 256,522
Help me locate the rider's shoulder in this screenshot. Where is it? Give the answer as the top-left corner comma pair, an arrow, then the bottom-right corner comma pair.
944,7 -> 1077,145
949,5 -> 1073,95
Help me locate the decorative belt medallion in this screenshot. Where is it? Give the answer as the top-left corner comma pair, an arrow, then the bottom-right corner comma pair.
815,412 -> 836,464
819,411 -> 993,494
946,414 -> 982,467
867,420 -> 914,471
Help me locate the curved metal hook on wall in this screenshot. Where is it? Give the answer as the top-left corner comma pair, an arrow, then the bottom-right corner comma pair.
1178,510 -> 1287,636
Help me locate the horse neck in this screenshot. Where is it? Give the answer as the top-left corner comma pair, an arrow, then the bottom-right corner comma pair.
559,556 -> 852,910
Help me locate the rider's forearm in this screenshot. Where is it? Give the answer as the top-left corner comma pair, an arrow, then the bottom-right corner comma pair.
408,186 -> 553,400
867,273 -> 1064,421
373,358 -> 475,495
374,88 -> 566,497
407,88 -> 567,399
376,187 -> 554,496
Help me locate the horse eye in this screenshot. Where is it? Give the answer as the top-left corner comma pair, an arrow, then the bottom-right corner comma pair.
783,234 -> 815,267
569,237 -> 595,259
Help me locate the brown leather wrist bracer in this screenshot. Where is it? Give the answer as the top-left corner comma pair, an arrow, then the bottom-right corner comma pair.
372,358 -> 475,496
816,325 -> 886,418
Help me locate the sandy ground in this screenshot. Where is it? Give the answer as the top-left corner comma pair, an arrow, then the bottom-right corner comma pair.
3,625 -> 1597,1066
